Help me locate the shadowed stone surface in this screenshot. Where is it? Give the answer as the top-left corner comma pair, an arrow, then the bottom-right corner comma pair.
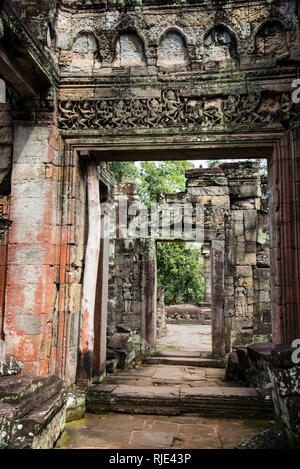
235,428 -> 288,449
55,413 -> 276,449
87,381 -> 273,418
0,375 -> 63,418
0,375 -> 67,449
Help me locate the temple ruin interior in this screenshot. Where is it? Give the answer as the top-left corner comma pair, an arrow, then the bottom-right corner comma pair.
0,0 -> 300,451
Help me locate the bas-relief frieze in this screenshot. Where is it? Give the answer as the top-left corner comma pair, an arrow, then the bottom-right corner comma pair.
58,89 -> 294,131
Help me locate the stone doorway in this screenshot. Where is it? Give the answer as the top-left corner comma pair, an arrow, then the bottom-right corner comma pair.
88,157 -> 271,383
38,128 -> 298,387
155,240 -> 213,357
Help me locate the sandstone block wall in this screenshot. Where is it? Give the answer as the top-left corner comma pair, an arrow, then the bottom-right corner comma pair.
160,162 -> 271,352
221,163 -> 272,350
3,124 -> 62,376
107,183 -> 157,348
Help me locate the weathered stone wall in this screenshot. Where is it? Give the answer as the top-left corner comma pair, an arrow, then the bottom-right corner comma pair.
157,162 -> 271,353
106,183 -> 154,369
108,183 -> 148,332
108,236 -> 147,331
3,124 -> 62,376
156,283 -> 166,337
222,163 -> 272,351
54,0 -> 299,78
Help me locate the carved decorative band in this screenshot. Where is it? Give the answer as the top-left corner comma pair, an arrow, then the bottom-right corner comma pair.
58,90 -> 293,131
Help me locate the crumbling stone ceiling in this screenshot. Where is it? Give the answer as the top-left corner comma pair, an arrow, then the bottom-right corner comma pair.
0,0 -> 58,101
7,0 -> 58,46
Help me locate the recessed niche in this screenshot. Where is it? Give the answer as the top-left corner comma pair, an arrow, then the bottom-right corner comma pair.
255,21 -> 288,57
157,31 -> 189,68
113,33 -> 147,67
72,32 -> 98,53
204,26 -> 237,62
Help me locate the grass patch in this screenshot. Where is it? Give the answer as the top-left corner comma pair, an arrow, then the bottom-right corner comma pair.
55,431 -> 70,448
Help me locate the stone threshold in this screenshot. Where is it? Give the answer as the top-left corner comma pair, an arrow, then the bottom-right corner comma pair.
155,350 -> 212,358
87,384 -> 274,419
144,356 -> 226,368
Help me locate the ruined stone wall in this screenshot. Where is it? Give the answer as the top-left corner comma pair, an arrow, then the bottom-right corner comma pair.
107,183 -> 155,340
3,123 -> 62,376
156,284 -> 166,337
54,0 -> 299,137
106,182 -> 154,367
157,162 -> 271,353
54,0 -> 299,78
222,163 -> 271,351
108,236 -> 147,332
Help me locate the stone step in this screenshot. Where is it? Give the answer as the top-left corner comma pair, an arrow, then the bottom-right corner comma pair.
144,356 -> 226,368
0,375 -> 63,418
156,350 -> 212,359
87,384 -> 274,419
8,391 -> 68,449
166,320 -> 211,325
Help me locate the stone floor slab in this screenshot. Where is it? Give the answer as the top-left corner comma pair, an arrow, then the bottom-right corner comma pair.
130,431 -> 175,447
56,413 -> 274,450
152,368 -> 183,381
157,324 -> 212,353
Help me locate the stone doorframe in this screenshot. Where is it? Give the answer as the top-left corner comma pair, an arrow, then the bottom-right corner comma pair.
57,127 -> 300,384
152,238 -> 225,357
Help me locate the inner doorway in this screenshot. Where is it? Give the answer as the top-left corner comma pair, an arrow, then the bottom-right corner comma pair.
155,240 -> 212,357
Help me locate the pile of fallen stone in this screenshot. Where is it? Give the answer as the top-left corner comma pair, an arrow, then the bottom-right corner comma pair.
165,304 -> 211,324
0,354 -> 68,449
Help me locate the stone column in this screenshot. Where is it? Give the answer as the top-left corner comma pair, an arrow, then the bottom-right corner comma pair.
77,159 -> 101,386
4,123 -> 60,376
142,240 -> 157,348
93,210 -> 110,381
201,243 -> 211,303
211,240 -> 225,356
268,131 -> 300,345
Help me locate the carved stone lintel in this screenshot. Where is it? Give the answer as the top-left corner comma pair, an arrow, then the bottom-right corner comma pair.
57,90 -> 294,131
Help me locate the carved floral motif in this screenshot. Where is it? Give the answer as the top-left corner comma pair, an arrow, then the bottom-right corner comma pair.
58,90 -> 293,130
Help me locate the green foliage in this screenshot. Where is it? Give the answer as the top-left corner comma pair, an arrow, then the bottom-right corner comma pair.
0,438 -> 8,449
207,160 -> 226,168
156,242 -> 204,305
137,160 -> 194,206
109,160 -> 195,204
109,162 -> 139,183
